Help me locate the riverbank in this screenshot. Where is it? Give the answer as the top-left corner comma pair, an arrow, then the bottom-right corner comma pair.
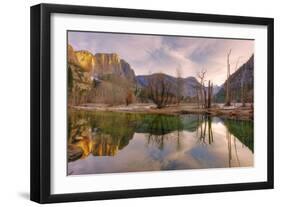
70,103 -> 253,120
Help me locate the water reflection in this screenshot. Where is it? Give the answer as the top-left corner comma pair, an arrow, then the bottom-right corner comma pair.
196,116 -> 214,145
67,110 -> 253,175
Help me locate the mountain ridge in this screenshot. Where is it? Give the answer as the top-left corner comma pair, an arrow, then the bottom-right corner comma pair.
215,55 -> 254,102
136,73 -> 201,98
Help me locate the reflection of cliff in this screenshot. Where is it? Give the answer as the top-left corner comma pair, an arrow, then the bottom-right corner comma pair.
90,112 -> 137,156
67,111 -> 93,161
68,137 -> 93,161
90,112 -> 136,157
67,111 -> 207,161
224,119 -> 253,152
92,134 -> 119,156
67,111 -> 135,162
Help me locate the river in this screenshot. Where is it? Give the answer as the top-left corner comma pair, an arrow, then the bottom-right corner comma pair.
67,110 -> 253,175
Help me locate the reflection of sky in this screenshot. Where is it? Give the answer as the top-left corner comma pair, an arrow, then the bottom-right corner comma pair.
68,31 -> 254,85
68,120 -> 253,175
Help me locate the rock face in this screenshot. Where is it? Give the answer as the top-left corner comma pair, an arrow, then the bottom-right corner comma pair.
93,53 -> 136,82
215,55 -> 254,102
68,44 -> 137,105
67,45 -> 93,105
75,50 -> 95,72
69,47 -> 136,82
136,74 -> 201,98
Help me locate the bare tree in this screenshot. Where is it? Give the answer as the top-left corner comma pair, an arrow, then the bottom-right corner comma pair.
225,49 -> 232,106
203,85 -> 207,108
197,70 -> 206,108
176,66 -> 184,105
233,56 -> 243,105
207,80 -> 213,108
147,73 -> 173,108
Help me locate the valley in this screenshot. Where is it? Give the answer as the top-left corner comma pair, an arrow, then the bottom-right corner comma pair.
67,44 -> 254,120
66,32 -> 255,175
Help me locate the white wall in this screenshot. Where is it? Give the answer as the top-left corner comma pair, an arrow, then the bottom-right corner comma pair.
0,0 -> 279,206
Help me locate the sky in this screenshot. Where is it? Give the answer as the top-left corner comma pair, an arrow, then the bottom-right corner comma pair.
68,31 -> 254,85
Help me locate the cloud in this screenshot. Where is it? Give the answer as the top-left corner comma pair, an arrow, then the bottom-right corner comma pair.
68,31 -> 254,85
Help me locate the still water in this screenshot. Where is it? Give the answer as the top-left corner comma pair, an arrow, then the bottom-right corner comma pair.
67,110 -> 253,175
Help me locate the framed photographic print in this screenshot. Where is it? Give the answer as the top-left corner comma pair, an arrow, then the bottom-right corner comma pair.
30,3 -> 274,203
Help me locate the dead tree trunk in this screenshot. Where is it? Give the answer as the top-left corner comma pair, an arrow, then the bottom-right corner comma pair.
203,84 -> 207,108
197,71 -> 206,109
225,49 -> 232,106
207,80 -> 213,108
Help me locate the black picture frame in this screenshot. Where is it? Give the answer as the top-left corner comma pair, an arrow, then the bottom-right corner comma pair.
30,3 -> 274,204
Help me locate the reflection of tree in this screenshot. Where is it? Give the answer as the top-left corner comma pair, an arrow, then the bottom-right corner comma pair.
223,119 -> 253,167
226,130 -> 232,167
145,115 -> 183,135
196,115 -> 214,145
194,116 -> 252,167
223,118 -> 254,167
181,115 -> 202,132
226,131 -> 245,168
195,116 -> 253,167
224,119 -> 253,152
143,115 -> 183,150
233,135 -> 241,167
176,117 -> 183,151
142,115 -> 201,151
147,134 -> 166,150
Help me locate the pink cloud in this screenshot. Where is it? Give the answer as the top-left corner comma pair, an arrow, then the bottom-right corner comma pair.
68,31 -> 254,85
